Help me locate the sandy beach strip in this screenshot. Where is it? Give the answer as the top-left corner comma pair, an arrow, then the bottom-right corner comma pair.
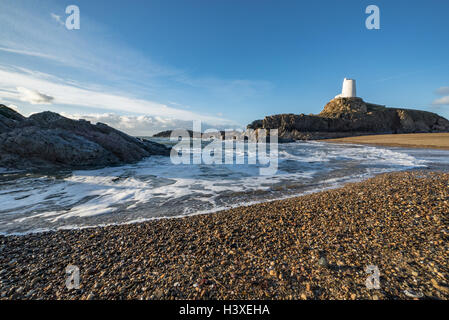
1,171 -> 448,300
325,132 -> 449,150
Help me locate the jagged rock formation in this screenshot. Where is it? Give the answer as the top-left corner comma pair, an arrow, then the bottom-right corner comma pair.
0,105 -> 171,171
247,97 -> 449,140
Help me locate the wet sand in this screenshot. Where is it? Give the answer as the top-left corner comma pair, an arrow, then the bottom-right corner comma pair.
1,171 -> 448,300
325,132 -> 449,150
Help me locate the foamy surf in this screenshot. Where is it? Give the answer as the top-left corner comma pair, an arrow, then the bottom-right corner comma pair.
1,141 -> 448,235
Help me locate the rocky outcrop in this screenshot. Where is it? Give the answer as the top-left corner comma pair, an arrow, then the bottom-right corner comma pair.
153,130 -> 195,138
0,105 -> 171,171
153,129 -> 245,141
247,97 -> 449,140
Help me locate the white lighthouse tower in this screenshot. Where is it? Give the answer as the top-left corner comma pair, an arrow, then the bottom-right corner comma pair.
335,78 -> 357,98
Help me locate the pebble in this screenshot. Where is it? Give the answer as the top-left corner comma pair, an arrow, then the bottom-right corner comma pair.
403,290 -> 423,299
0,171 -> 448,300
86,293 -> 95,300
318,257 -> 329,268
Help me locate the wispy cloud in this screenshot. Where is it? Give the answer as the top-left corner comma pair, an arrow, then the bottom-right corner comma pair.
432,86 -> 449,106
0,65 -> 237,126
0,0 -> 269,127
435,86 -> 449,95
433,96 -> 449,106
17,87 -> 54,105
7,104 -> 20,113
50,13 -> 65,27
0,1 -> 183,79
0,46 -> 60,61
60,112 -> 241,136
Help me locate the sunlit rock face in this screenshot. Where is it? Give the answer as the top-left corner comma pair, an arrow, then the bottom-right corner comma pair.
246,98 -> 449,141
320,97 -> 368,116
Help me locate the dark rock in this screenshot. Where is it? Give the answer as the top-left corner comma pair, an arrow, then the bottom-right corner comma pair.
153,130 -> 195,138
153,129 -> 243,141
247,119 -> 263,130
0,106 -> 25,134
246,97 -> 449,140
0,105 -> 171,171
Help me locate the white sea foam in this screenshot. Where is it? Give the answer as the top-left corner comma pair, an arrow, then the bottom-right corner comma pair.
0,141 -> 446,235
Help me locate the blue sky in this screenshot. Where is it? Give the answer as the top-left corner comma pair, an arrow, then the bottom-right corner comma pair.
1,0 -> 449,135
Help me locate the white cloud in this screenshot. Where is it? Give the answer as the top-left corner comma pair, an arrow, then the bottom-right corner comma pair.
0,46 -> 61,61
432,96 -> 449,106
0,1 -> 268,126
0,66 -> 239,127
435,87 -> 449,95
8,104 -> 20,112
17,86 -> 54,105
432,86 -> 449,106
0,2 -> 183,79
60,112 -> 241,136
0,2 -> 271,97
0,88 -> 18,100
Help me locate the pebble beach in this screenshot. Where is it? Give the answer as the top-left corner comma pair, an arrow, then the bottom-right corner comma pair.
1,170 -> 448,300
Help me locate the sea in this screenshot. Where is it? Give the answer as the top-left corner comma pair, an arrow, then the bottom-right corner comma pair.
1,139 -> 449,235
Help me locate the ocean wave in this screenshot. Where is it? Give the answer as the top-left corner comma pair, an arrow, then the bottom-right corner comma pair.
0,142 -> 446,235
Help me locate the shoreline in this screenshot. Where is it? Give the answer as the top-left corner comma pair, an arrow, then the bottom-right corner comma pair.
1,170 -> 448,300
0,170 -> 370,238
323,132 -> 449,150
1,163 -> 432,238
1,137 -> 447,238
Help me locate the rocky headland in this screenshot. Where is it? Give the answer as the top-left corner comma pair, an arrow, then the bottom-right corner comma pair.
247,97 -> 449,140
0,105 -> 170,171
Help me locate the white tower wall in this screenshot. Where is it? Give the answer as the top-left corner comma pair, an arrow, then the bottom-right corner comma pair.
341,78 -> 356,98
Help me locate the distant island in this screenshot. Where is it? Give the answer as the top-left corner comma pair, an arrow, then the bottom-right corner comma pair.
153,130 -> 195,138
152,129 -> 248,141
247,97 -> 449,140
153,97 -> 449,143
247,78 -> 449,141
153,79 -> 449,142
